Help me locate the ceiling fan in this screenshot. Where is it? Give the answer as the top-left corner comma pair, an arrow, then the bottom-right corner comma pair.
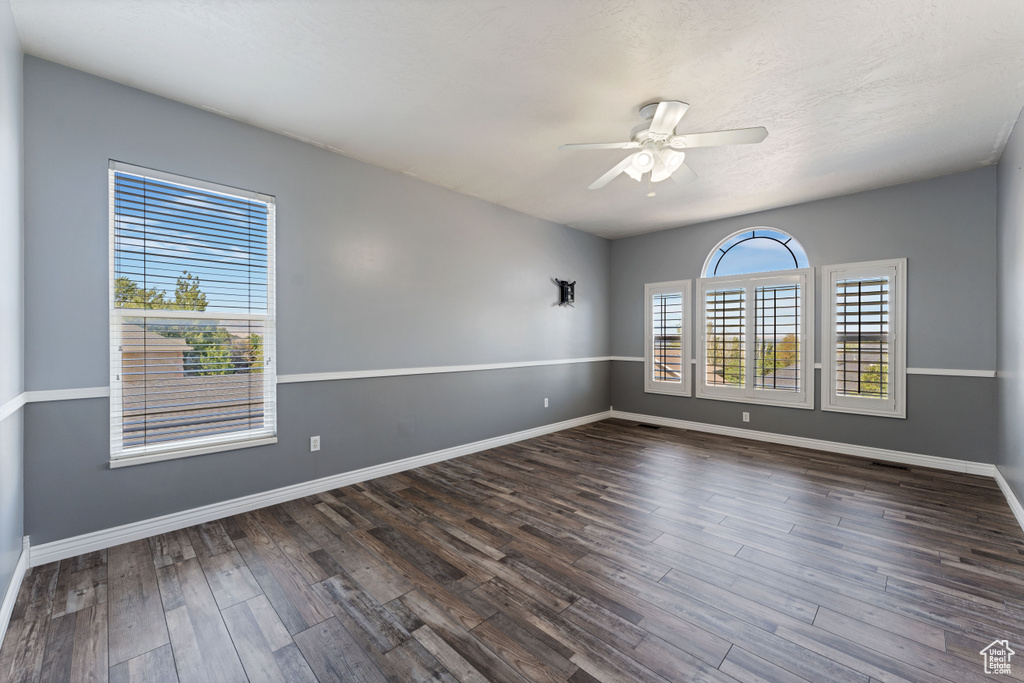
559,101 -> 768,191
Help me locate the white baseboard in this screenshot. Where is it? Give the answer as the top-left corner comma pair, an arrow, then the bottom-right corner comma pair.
994,467 -> 1024,534
29,411 -> 611,566
1,537 -> 30,649
609,410 -> 997,477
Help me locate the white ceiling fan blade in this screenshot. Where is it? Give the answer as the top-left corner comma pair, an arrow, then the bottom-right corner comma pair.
671,161 -> 698,185
648,101 -> 689,136
588,154 -> 637,190
559,141 -> 641,151
668,127 -> 768,149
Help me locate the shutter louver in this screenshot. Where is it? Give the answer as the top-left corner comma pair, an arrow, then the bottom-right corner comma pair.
110,164 -> 276,460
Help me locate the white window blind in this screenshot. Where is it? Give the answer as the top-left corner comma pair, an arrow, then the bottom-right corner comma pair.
644,281 -> 691,396
697,269 -> 814,408
823,259 -> 906,418
109,162 -> 276,463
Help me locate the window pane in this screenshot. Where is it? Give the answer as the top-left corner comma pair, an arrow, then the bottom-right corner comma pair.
651,292 -> 683,384
114,173 -> 269,314
706,228 -> 809,277
121,318 -> 267,449
705,288 -> 745,387
755,284 -> 800,392
835,277 -> 889,398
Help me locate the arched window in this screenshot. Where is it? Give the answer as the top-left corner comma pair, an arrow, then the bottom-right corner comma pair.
703,228 -> 808,278
697,227 -> 814,409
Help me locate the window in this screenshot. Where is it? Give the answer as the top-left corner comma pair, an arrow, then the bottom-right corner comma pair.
109,162 -> 276,465
696,227 -> 812,408
822,259 -> 906,418
697,269 -> 814,408
644,280 -> 691,396
703,227 -> 809,278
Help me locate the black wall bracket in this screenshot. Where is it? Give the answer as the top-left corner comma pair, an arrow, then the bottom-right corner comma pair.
554,278 -> 575,306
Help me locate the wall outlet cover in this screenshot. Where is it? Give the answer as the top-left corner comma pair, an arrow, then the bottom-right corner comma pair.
310,435 -> 321,452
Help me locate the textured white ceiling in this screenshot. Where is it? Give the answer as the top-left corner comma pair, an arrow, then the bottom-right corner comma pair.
10,0 -> 1024,238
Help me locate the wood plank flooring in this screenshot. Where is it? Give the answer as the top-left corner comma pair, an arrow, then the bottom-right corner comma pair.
3,418 -> 1024,682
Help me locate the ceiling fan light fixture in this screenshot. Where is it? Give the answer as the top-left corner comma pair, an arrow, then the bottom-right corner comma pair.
624,166 -> 642,181
661,149 -> 684,170
632,149 -> 655,173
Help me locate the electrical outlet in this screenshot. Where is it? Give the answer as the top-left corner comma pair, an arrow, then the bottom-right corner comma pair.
310,435 -> 321,452
544,398 -> 549,407
742,412 -> 750,423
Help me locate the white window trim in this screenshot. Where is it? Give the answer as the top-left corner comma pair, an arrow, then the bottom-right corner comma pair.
644,280 -> 692,396
108,161 -> 278,465
821,258 -> 906,419
696,268 -> 815,409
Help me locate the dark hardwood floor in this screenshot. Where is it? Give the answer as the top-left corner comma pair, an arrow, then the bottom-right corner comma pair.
3,418 -> 1024,682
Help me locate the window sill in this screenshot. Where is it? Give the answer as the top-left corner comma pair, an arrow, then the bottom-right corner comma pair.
694,391 -> 814,410
110,436 -> 278,469
821,403 -> 906,419
644,386 -> 692,397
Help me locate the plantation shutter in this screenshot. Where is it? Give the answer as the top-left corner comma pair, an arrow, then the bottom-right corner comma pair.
754,283 -> 801,392
835,276 -> 890,398
651,292 -> 683,383
704,287 -> 746,388
644,281 -> 691,396
110,162 -> 276,462
698,270 -> 813,408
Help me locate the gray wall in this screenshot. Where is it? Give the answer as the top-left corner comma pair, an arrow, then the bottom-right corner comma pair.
0,0 -> 24,598
997,107 -> 1024,504
22,57 -> 610,544
611,169 -> 998,462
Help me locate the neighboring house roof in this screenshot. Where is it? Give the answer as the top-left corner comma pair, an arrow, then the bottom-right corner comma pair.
120,325 -> 188,353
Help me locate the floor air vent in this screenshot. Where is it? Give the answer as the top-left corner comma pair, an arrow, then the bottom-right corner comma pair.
871,461 -> 910,471
637,424 -> 662,430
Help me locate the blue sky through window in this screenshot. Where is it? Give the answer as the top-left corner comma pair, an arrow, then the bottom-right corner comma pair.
705,228 -> 808,278
113,172 -> 269,314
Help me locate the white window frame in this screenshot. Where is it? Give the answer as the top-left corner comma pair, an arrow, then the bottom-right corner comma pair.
696,268 -> 814,409
644,280 -> 692,396
109,161 -> 277,467
822,258 -> 906,419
